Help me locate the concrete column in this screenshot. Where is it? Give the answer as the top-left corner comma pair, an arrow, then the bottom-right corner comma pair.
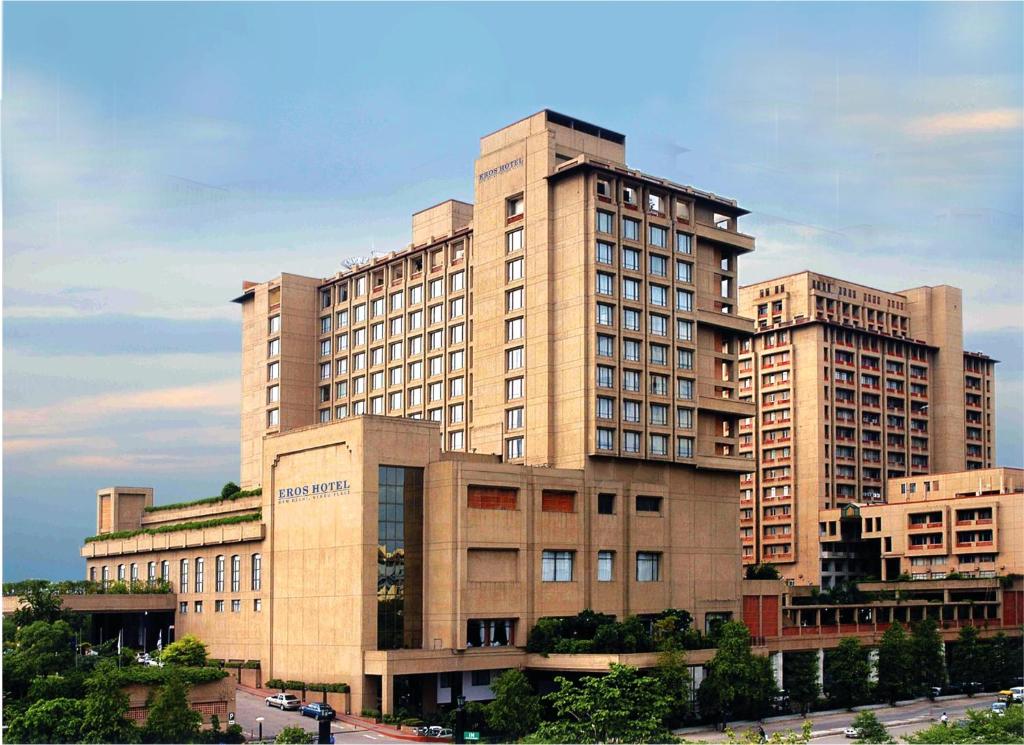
770,652 -> 784,690
817,648 -> 825,689
868,649 -> 879,683
381,674 -> 393,716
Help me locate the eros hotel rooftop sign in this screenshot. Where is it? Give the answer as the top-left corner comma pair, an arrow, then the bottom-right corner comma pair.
278,480 -> 350,504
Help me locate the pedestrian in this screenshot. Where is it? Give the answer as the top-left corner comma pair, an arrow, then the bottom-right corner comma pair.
940,712 -> 948,727
758,723 -> 767,743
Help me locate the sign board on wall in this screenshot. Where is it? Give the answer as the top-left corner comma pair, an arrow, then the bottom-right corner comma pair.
478,158 -> 523,182
277,480 -> 350,504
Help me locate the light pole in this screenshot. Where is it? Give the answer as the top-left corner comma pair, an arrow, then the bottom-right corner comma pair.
256,716 -> 264,742
455,695 -> 466,745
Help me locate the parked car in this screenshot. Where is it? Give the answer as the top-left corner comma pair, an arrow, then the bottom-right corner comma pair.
265,693 -> 301,710
991,702 -> 1007,717
843,726 -> 859,738
430,729 -> 453,739
1010,686 -> 1024,703
300,702 -> 336,720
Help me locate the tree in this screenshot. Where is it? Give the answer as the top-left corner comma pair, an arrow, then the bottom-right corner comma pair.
824,638 -> 871,709
876,622 -> 915,705
11,580 -> 69,628
141,672 -> 202,744
485,669 -> 541,741
745,563 -> 781,580
80,665 -> 139,744
698,622 -> 777,727
275,726 -> 312,744
159,634 -> 208,667
947,625 -> 984,694
909,619 -> 945,693
905,705 -> 1024,744
221,482 -> 242,499
985,632 -> 1021,690
656,649 -> 693,726
783,651 -> 820,716
6,697 -> 85,743
3,620 -> 77,698
850,712 -> 894,744
525,664 -> 674,743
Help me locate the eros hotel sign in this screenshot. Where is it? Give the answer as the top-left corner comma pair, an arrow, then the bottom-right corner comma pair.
278,480 -> 350,504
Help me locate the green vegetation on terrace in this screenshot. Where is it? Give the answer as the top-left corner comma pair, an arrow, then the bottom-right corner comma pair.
265,678 -> 350,693
145,486 -> 263,514
3,579 -> 173,597
526,608 -> 718,654
84,512 -> 261,543
108,665 -> 228,686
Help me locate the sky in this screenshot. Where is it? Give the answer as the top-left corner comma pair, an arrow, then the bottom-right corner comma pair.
3,2 -> 1022,580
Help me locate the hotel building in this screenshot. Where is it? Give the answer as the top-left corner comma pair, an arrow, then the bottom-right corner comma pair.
82,111 -> 758,713
736,272 -> 998,586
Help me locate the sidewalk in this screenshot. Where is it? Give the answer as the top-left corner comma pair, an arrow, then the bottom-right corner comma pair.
235,683 -> 434,742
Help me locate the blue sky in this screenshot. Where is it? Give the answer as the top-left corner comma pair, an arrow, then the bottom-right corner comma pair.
4,2 -> 1022,580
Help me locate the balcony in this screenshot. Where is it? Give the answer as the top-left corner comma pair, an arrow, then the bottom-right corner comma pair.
696,308 -> 754,334
699,395 -> 754,417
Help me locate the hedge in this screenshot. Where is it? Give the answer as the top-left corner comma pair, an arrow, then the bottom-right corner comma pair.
110,666 -> 228,686
265,678 -> 349,693
84,513 -> 261,543
2,579 -> 173,597
144,488 -> 263,514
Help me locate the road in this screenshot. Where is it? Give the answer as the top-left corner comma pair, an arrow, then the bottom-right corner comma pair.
679,693 -> 1001,743
234,689 -> 405,743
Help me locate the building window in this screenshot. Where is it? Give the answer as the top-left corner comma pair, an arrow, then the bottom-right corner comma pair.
677,319 -> 693,341
597,335 -> 614,358
649,434 -> 668,456
179,559 -> 189,593
506,407 -> 524,430
541,550 -> 574,582
598,551 -> 614,582
596,428 -> 615,451
506,437 -> 524,459
450,430 -> 464,450
251,554 -> 262,591
596,303 -> 614,326
268,315 -> 281,334
180,602 -> 188,614
130,563 -> 138,582
506,346 -> 524,371
231,555 -> 240,593
650,314 -> 668,336
596,211 -> 614,234
147,562 -> 156,583
598,493 -> 615,514
194,601 -> 203,614
649,254 -> 667,277
507,195 -> 524,218
117,564 -> 126,582
267,362 -> 280,381
506,377 -> 524,401
507,228 -> 523,253
623,430 -> 641,453
467,619 -> 515,648
622,247 -> 640,271
677,349 -> 693,370
254,599 -> 262,612
507,287 -> 524,311
507,258 -> 524,282
677,378 -> 694,400
215,600 -> 224,613
506,317 -> 524,341
676,408 -> 694,429
622,217 -> 640,241
637,495 -> 663,513
676,232 -> 692,254
195,558 -> 204,593
623,369 -> 640,392
597,396 -> 614,420
231,599 -> 241,613
649,226 -> 667,248
267,408 -> 280,427
597,365 -> 614,389
468,486 -> 517,510
636,552 -> 662,582
676,260 -> 693,283
597,241 -> 613,265
676,289 -> 694,312
269,338 -> 281,357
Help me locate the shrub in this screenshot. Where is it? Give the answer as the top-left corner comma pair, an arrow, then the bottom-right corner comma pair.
361,708 -> 382,720
243,660 -> 261,669
84,513 -> 261,543
109,665 -> 227,686
144,487 -> 262,514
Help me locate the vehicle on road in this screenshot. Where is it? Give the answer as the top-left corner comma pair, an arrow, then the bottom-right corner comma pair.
300,702 -> 336,720
991,702 -> 1007,716
1010,686 -> 1024,703
843,726 -> 858,738
265,693 -> 301,710
431,728 -> 453,738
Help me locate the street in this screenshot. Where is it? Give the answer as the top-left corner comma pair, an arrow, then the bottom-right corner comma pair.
234,690 -> 405,743
678,693 -> 1002,743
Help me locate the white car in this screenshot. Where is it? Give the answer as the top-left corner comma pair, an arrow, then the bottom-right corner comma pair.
265,693 -> 301,711
991,702 -> 1007,717
843,726 -> 859,738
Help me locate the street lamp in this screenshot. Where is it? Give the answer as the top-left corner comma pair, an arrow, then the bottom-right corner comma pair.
455,695 -> 466,745
256,716 -> 264,742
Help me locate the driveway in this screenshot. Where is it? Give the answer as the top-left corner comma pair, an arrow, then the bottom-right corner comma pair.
234,689 -> 405,743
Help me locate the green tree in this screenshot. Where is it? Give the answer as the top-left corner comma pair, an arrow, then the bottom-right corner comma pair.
11,580 -> 69,628
698,622 -> 777,727
783,651 -> 820,716
824,638 -> 871,709
6,697 -> 85,743
985,632 -> 1021,690
525,664 -> 674,744
485,669 -> 541,741
158,634 -> 208,667
26,670 -> 89,703
850,712 -> 894,744
745,563 -> 781,580
3,620 -> 77,698
876,622 -> 915,705
905,705 -> 1024,744
275,726 -> 312,744
947,625 -> 984,694
80,664 -> 139,744
909,619 -> 945,693
221,482 -> 242,499
655,649 -> 693,726
141,671 -> 202,744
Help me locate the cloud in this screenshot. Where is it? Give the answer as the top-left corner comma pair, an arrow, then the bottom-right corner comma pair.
4,436 -> 117,454
4,379 -> 238,438
55,452 -> 229,472
907,108 -> 1024,137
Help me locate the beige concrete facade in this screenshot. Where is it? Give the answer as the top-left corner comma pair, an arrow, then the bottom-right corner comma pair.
83,111 -> 757,715
737,272 -> 997,587
815,468 -> 1023,582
